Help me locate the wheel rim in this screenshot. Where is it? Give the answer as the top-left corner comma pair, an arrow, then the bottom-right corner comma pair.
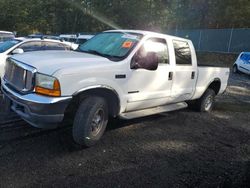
205,96 -> 213,111
91,108 -> 104,136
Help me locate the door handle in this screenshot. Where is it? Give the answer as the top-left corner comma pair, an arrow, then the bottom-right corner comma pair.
191,71 -> 195,79
168,72 -> 173,80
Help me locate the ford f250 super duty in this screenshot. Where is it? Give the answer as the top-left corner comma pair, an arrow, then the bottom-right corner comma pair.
1,30 -> 230,147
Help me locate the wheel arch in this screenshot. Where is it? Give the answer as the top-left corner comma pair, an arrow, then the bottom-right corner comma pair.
65,85 -> 121,119
206,78 -> 221,95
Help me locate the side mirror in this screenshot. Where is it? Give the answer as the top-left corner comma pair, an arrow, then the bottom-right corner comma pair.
131,52 -> 159,71
12,48 -> 24,55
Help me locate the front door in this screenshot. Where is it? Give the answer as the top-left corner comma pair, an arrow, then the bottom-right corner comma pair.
126,37 -> 173,112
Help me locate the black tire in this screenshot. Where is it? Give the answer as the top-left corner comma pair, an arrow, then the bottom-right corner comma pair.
72,96 -> 108,147
232,65 -> 238,73
197,88 -> 216,112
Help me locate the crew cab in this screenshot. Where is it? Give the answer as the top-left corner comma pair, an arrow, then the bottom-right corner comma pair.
1,30 -> 230,147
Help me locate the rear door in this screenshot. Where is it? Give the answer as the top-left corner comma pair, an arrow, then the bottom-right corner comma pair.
171,40 -> 197,102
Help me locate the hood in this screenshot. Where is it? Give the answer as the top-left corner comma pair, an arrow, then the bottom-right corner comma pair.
11,50 -> 112,75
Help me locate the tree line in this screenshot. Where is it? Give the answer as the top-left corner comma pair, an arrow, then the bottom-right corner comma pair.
0,0 -> 249,35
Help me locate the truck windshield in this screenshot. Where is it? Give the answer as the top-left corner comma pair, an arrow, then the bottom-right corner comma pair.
78,32 -> 143,61
0,39 -> 21,53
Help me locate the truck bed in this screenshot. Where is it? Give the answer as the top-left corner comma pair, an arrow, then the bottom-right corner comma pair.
191,66 -> 230,100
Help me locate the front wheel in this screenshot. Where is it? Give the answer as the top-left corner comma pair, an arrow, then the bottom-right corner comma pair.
72,96 -> 108,147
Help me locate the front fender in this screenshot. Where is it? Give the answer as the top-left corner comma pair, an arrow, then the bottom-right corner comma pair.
58,75 -> 127,113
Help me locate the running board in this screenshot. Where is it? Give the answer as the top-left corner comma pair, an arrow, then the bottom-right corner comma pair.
119,102 -> 187,119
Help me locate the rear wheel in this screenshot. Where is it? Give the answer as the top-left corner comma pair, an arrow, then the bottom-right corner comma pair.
72,96 -> 108,147
233,65 -> 238,73
198,89 -> 216,112
188,88 -> 216,112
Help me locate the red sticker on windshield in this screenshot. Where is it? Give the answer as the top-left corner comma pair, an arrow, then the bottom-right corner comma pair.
122,41 -> 133,48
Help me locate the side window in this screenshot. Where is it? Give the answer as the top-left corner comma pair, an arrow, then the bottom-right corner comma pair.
69,38 -> 77,43
240,53 -> 250,63
43,42 -> 68,50
136,38 -> 169,64
173,40 -> 192,65
18,41 -> 42,52
76,39 -> 87,44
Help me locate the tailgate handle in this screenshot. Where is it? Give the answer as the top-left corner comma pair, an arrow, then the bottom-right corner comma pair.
168,72 -> 173,80
191,71 -> 195,79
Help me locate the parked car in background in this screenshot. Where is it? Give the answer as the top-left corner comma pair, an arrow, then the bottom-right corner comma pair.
59,34 -> 79,50
27,33 -> 44,38
0,38 -> 72,81
76,34 -> 94,45
59,33 -> 94,48
30,34 -> 79,50
61,41 -> 78,50
28,34 -> 61,41
59,34 -> 77,43
0,31 -> 15,43
233,52 -> 250,75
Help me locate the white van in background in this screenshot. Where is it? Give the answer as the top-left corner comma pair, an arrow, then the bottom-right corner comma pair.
59,34 -> 77,43
59,34 -> 79,50
59,33 -> 94,47
233,52 -> 250,75
76,34 -> 94,44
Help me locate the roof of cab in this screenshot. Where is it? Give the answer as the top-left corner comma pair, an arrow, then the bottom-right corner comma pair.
105,29 -> 191,42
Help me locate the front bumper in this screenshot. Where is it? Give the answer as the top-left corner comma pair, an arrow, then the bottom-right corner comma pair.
1,82 -> 72,129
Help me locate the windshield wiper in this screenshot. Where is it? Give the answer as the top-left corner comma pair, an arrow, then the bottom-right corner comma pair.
87,50 -> 107,57
81,49 -> 121,61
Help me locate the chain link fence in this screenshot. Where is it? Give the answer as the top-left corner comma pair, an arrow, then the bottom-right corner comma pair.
166,28 -> 250,54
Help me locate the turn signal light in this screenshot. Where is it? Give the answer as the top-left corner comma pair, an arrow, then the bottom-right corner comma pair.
35,79 -> 61,97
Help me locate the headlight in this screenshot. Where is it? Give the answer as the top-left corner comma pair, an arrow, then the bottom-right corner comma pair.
35,73 -> 61,97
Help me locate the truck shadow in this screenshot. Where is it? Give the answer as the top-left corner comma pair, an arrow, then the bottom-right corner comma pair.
0,107 -> 249,188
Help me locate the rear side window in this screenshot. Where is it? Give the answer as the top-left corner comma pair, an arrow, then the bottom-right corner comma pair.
43,42 -> 69,50
76,39 -> 88,44
69,38 -> 77,43
173,40 -> 192,65
18,41 -> 42,52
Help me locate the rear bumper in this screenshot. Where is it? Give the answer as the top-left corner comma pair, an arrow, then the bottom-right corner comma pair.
1,82 -> 72,129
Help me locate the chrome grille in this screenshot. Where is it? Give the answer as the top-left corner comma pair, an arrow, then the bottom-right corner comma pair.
4,58 -> 36,92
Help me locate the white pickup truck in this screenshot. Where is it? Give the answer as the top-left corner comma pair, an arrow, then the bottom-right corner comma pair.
1,30 -> 230,147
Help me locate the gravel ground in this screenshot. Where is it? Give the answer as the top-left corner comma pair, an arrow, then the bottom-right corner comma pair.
0,72 -> 249,188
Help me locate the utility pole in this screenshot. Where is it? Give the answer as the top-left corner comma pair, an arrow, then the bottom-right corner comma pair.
227,27 -> 234,53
